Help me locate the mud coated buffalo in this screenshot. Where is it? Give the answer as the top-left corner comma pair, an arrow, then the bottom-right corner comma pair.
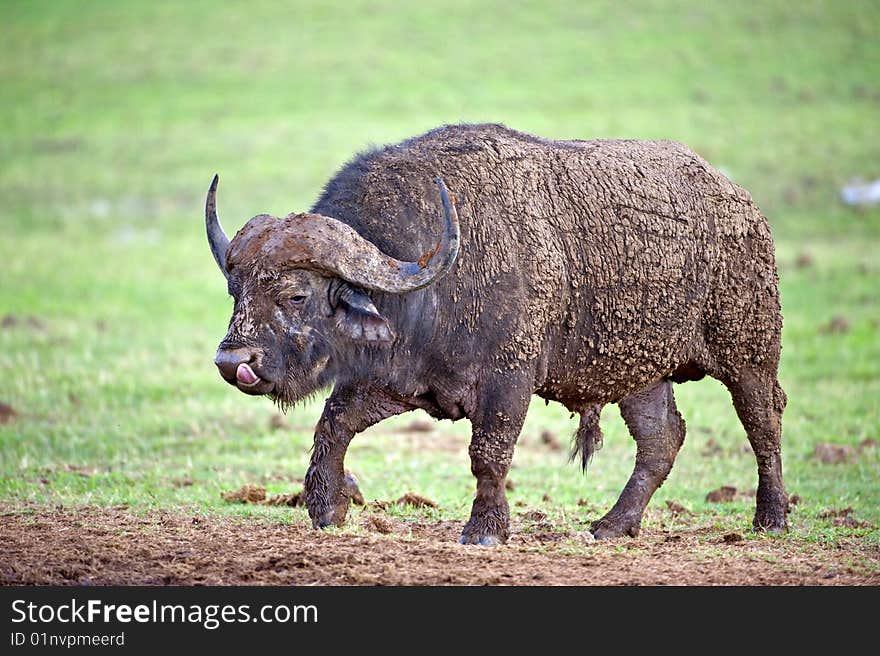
205,123 -> 788,544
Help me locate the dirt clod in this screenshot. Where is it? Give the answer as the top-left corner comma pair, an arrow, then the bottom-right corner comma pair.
398,420 -> 434,433
794,252 -> 814,268
221,485 -> 267,504
833,515 -> 871,529
505,479 -> 515,491
0,403 -> 17,424
396,492 -> 438,509
268,414 -> 288,430
789,494 -> 802,506
818,507 -> 872,528
522,510 -> 547,522
722,532 -> 744,544
819,316 -> 850,334
813,443 -> 855,464
61,464 -> 97,477
706,486 -> 738,503
542,493 -> 552,502
539,430 -> 562,451
1,314 -> 46,331
363,515 -> 394,534
220,476 -> 362,508
666,500 -> 694,516
263,492 -> 304,507
700,439 -> 723,457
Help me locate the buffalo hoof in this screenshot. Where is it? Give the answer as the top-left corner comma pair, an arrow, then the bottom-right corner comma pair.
313,515 -> 344,530
459,534 -> 503,546
589,514 -> 642,540
753,495 -> 789,534
756,525 -> 786,536
310,503 -> 349,530
753,512 -> 788,535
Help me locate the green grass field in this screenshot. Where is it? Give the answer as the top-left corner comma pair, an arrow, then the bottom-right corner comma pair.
1,0 -> 878,547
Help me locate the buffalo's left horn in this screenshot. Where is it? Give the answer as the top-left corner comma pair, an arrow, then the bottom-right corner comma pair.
205,174 -> 230,278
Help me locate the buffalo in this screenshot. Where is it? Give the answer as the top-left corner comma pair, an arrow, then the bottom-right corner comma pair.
205,123 -> 787,544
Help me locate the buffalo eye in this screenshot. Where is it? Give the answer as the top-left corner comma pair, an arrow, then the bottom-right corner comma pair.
289,294 -> 308,306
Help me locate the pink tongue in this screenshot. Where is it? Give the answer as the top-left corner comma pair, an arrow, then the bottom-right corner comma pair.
236,363 -> 259,385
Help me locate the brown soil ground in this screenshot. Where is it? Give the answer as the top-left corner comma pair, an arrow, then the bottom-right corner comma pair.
2,505 -> 878,586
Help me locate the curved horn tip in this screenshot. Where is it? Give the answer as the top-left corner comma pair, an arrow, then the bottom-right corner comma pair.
435,177 -> 457,216
205,172 -> 230,279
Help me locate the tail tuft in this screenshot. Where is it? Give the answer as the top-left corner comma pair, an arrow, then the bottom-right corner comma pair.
570,405 -> 604,474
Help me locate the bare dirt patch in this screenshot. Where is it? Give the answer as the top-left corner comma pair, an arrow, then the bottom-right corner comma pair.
1,505 -> 877,586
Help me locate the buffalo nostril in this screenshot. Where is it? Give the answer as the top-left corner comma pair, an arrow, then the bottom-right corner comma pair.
214,348 -> 256,381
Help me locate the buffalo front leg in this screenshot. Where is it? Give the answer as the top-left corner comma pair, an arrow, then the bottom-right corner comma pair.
590,380 -> 686,539
304,385 -> 411,529
460,375 -> 531,546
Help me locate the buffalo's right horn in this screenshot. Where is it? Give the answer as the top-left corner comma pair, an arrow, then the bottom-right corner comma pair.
278,177 -> 460,294
205,174 -> 230,278
343,176 -> 461,293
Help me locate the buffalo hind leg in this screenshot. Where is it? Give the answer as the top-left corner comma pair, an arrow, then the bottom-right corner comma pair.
723,368 -> 788,533
304,385 -> 412,529
460,373 -> 531,546
590,380 -> 685,539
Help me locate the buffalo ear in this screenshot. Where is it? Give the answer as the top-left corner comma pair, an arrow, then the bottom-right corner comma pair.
332,283 -> 394,346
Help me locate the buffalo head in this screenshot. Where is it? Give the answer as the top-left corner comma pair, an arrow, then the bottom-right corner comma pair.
204,174 -> 459,407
